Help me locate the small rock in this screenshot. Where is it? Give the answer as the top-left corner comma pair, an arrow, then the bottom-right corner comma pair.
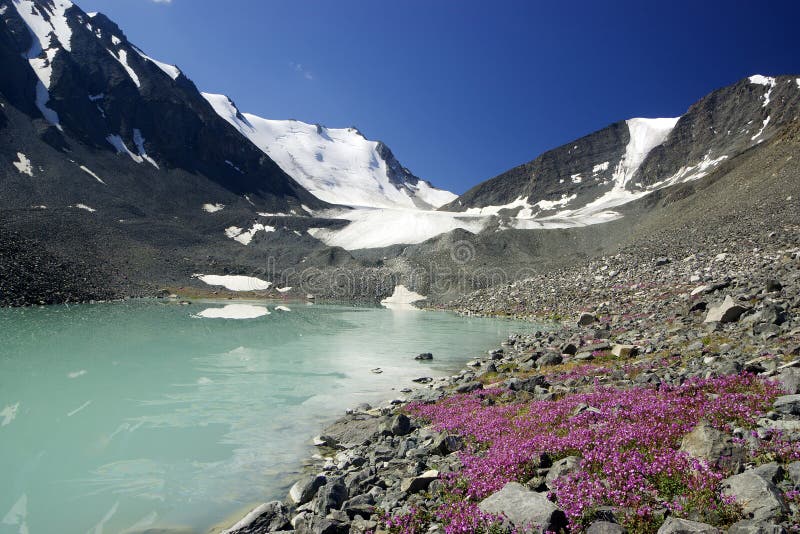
400,469 -> 438,493
578,312 -> 597,326
727,519 -> 785,534
545,456 -> 582,489
414,352 -> 433,360
773,394 -> 800,416
455,381 -> 483,394
679,421 -> 744,470
611,344 -> 638,358
704,296 -> 749,323
390,414 -> 412,436
587,521 -> 627,534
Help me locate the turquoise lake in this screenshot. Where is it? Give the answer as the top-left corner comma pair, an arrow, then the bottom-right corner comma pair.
0,300 -> 527,533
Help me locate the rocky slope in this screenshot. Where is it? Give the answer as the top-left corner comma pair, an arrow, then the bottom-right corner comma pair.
223,196 -> 800,534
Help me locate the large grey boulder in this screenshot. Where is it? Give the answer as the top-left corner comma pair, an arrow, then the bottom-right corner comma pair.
773,394 -> 800,416
478,482 -> 567,533
721,471 -> 787,521
704,296 -> 749,323
776,367 -> 800,394
656,517 -> 719,534
289,474 -> 327,505
313,478 -> 348,515
400,469 -> 438,494
679,421 -> 744,469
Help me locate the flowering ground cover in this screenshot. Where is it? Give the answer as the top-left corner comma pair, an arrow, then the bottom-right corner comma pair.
383,374 -> 795,533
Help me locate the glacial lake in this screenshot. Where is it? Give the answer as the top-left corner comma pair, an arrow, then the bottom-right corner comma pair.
0,300 -> 527,533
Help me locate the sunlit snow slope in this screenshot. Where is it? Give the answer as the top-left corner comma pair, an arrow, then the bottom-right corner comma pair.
202,93 -> 456,210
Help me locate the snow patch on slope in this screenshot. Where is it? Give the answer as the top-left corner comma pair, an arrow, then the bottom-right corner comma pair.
106,135 -> 143,163
79,165 -> 105,184
12,153 -> 33,176
133,129 -> 159,168
107,48 -> 140,88
132,45 -> 181,80
201,92 -> 456,209
202,203 -> 225,213
613,117 -> 679,189
749,75 -> 776,107
11,0 -> 75,127
225,223 -> 276,245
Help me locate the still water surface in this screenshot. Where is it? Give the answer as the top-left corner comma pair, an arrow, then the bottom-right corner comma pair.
0,300 -> 528,533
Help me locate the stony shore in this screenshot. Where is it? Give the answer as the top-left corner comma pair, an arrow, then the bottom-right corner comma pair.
221,220 -> 800,533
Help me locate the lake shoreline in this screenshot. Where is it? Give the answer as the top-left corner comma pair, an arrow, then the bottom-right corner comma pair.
222,228 -> 800,533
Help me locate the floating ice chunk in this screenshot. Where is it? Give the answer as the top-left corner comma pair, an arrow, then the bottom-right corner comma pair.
67,370 -> 87,379
67,400 -> 92,417
1,493 -> 28,533
197,377 -> 213,385
194,274 -> 272,291
196,304 -> 270,319
276,286 -> 292,293
12,153 -> 33,176
1,402 -> 19,426
202,203 -> 225,213
80,165 -> 105,184
274,305 -> 291,312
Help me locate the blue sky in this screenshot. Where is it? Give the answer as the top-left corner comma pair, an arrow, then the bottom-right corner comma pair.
77,0 -> 800,194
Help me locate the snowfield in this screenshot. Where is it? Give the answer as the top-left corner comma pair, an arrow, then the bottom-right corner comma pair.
201,92 -> 456,210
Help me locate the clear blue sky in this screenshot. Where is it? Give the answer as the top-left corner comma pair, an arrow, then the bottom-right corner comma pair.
76,0 -> 800,194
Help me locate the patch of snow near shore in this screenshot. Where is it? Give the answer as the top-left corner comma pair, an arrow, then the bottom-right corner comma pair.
196,304 -> 270,319
276,286 -> 292,293
12,153 -> 33,176
194,274 -> 272,291
381,285 -> 426,311
274,305 -> 291,312
202,203 -> 225,213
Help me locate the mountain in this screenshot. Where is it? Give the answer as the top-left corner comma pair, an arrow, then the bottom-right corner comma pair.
442,75 -> 800,224
202,92 -> 456,209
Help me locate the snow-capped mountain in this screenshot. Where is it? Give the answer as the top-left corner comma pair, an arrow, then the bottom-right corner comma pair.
443,75 -> 800,224
202,92 -> 456,210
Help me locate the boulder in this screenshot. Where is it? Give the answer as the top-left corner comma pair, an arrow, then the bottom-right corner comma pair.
787,461 -> 800,485
611,344 -> 638,358
656,517 -> 719,534
432,433 -> 464,455
313,478 -> 348,515
578,312 -> 598,326
773,394 -> 800,416
400,469 -> 439,493
727,519 -> 785,534
478,482 -> 567,533
224,501 -> 291,533
537,352 -> 563,367
721,471 -> 787,521
545,456 -> 582,489
389,414 -> 412,436
704,296 -> 749,323
455,381 -> 483,394
289,474 -> 327,505
776,367 -> 800,394
587,521 -> 626,534
415,352 -> 433,360
679,421 -> 744,469
561,342 -> 578,355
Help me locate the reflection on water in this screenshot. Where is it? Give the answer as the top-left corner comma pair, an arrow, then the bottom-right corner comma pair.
0,300 -> 530,533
